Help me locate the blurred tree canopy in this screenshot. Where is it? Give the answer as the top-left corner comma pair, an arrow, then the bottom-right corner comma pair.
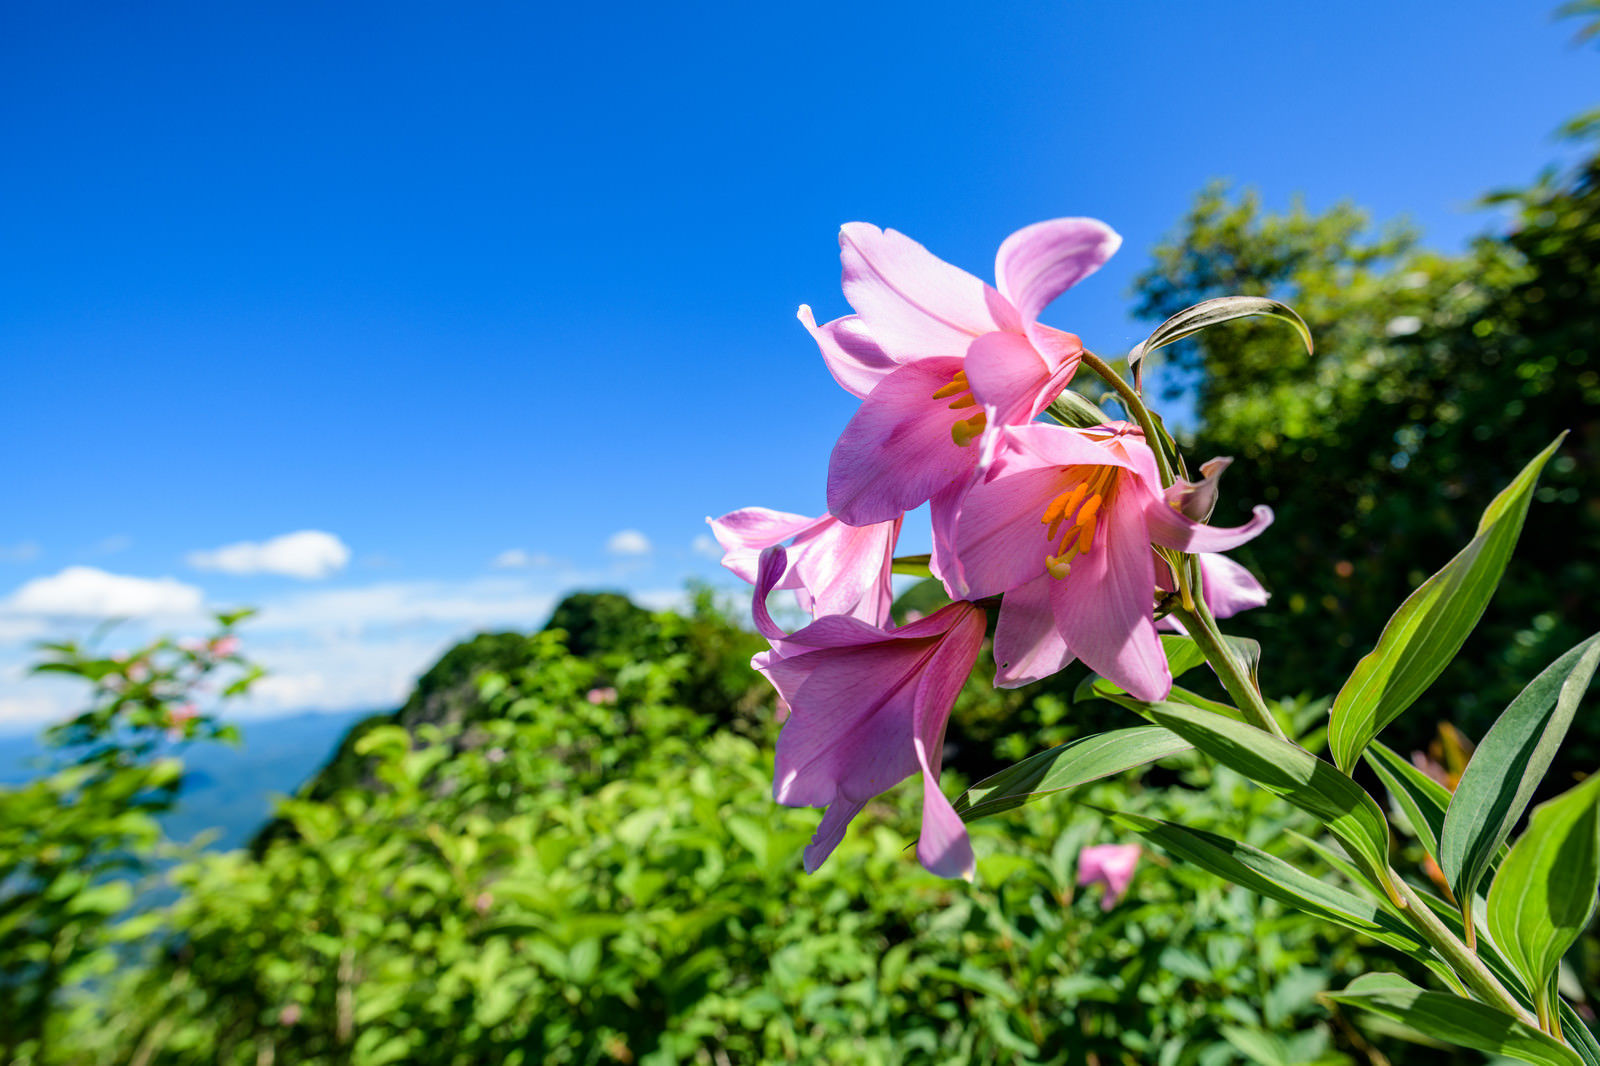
1130,139 -> 1600,766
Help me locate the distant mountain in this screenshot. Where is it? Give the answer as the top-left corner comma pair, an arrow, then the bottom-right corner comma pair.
0,710 -> 370,852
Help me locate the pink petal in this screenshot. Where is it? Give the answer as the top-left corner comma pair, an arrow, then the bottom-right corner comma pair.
709,507 -> 824,583
790,514 -> 902,626
1198,553 -> 1271,619
1163,457 -> 1233,522
1078,842 -> 1141,909
1145,499 -> 1275,554
963,330 -> 1052,431
1053,490 -> 1170,701
839,223 -> 1019,360
995,218 -> 1121,335
798,306 -> 901,399
955,463 -> 1067,599
803,796 -> 869,873
911,604 -> 984,879
992,574 -> 1075,688
827,358 -> 981,526
1000,422 -> 1143,475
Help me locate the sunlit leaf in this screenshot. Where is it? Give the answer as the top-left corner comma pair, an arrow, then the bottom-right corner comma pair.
953,726 -> 1191,823
1128,295 -> 1312,368
1442,634 -> 1600,908
1329,435 -> 1565,772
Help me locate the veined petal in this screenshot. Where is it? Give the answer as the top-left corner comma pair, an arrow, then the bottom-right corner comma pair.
839,223 -> 1018,360
1164,457 -> 1233,523
999,422 -> 1144,475
911,604 -> 983,879
993,574 -> 1075,688
709,507 -> 825,583
955,464 -> 1069,599
995,218 -> 1121,329
798,306 -> 901,399
827,358 -> 981,526
803,796 -> 869,873
1054,491 -> 1169,701
1145,499 -> 1275,554
964,331 -> 1051,430
790,514 -> 902,626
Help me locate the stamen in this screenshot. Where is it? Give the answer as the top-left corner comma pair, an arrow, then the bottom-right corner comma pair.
930,371 -> 969,400
946,394 -> 978,410
950,412 -> 987,448
1038,470 -> 1119,580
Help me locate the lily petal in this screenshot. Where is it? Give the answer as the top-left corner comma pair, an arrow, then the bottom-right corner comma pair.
1198,553 -> 1271,619
827,357 -> 980,526
995,218 -> 1121,343
798,305 -> 901,400
993,574 -> 1075,688
1145,500 -> 1275,554
1053,488 -> 1169,701
840,223 -> 1018,361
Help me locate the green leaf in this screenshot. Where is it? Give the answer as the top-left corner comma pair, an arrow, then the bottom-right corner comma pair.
953,726 -> 1191,823
1142,701 -> 1394,894
1044,388 -> 1112,429
1325,973 -> 1582,1066
1487,772 -> 1600,1005
1442,634 -> 1600,907
1106,811 -> 1425,952
1128,295 -> 1313,368
1559,1000 -> 1600,1066
1328,435 -> 1566,772
1161,635 -> 1208,680
1364,740 -> 1452,862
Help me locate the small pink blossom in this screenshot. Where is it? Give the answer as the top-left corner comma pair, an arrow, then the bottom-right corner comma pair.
586,687 -> 617,705
751,547 -> 983,879
209,635 -> 240,658
279,1003 -> 302,1027
1078,843 -> 1141,910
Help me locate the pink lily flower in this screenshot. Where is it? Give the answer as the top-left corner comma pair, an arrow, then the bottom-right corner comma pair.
1077,843 -> 1141,910
749,547 -> 984,879
708,507 -> 901,626
802,218 -> 1122,529
1157,552 -> 1271,631
954,422 -> 1272,698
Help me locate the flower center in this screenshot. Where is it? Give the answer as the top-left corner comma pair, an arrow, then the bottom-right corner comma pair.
930,369 -> 987,448
1039,465 -> 1120,579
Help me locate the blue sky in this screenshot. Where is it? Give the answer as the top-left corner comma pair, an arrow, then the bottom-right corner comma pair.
0,1 -> 1593,730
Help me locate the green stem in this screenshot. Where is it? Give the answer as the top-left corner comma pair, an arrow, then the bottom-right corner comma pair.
1170,602 -> 1287,742
1392,874 -> 1538,1026
1079,350 -> 1176,488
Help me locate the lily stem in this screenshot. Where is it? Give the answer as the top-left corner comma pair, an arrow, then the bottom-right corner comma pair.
1079,350 -> 1176,489
1392,874 -> 1537,1026
1170,599 -> 1287,742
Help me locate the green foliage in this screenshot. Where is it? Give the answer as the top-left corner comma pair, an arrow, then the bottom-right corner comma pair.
7,602 -> 1461,1066
1130,149 -> 1600,772
0,615 -> 259,1066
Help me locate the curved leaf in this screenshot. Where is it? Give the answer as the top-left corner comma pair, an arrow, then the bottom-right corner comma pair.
1325,973 -> 1582,1066
1108,812 -> 1425,952
953,726 -> 1191,823
1142,701 -> 1394,894
1128,296 -> 1313,368
1442,634 -> 1600,907
1487,773 -> 1600,1005
1329,435 -> 1566,772
1365,740 -> 1452,863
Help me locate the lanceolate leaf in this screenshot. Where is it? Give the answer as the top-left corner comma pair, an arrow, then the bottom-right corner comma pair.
1142,701 -> 1393,894
1127,296 -> 1313,368
1365,741 -> 1453,863
1560,1000 -> 1600,1066
890,554 -> 932,577
1106,812 -> 1425,952
1328,435 -> 1566,772
1441,634 -> 1600,908
952,727 -> 1192,823
1325,974 -> 1582,1066
1487,773 -> 1600,1006
1044,388 -> 1112,429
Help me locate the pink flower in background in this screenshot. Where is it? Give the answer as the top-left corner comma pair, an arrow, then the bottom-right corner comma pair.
750,547 -> 984,879
804,218 -> 1121,529
209,635 -> 240,658
585,687 -> 617,705
166,703 -> 199,741
955,423 -> 1272,698
1078,843 -> 1141,910
708,507 -> 900,626
1157,552 -> 1271,630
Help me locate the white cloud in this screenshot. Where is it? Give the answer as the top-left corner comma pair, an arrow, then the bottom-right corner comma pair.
691,533 -> 722,560
251,579 -> 558,638
188,530 -> 351,580
606,529 -> 652,556
4,566 -> 204,618
490,549 -> 553,570
244,635 -> 456,714
0,542 -> 40,563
